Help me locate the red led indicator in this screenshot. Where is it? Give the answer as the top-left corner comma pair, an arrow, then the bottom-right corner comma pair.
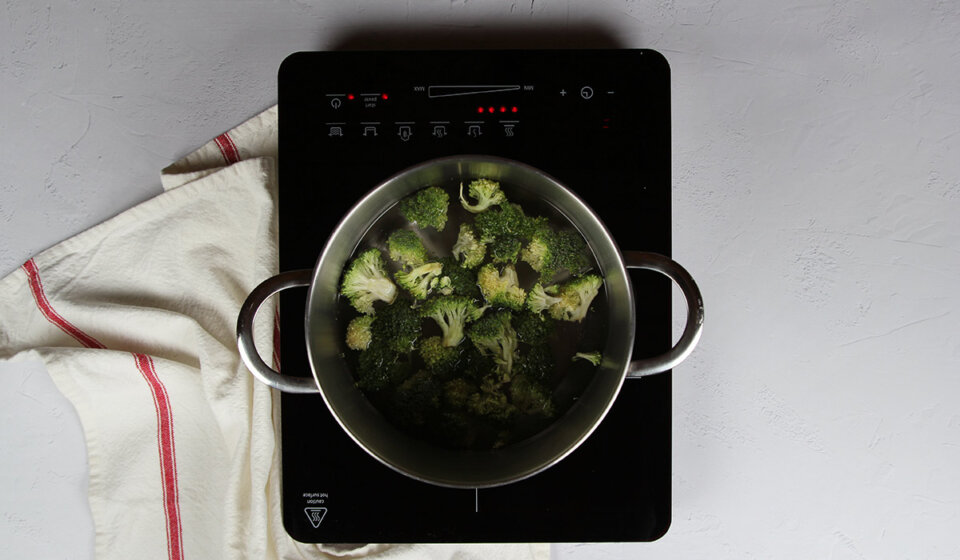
381,93 -> 389,100
477,106 -> 484,113
511,106 -> 518,113
488,106 -> 495,113
499,106 -> 506,113
347,94 -> 355,100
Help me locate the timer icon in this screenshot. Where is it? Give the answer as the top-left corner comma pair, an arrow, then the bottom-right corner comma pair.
580,86 -> 594,99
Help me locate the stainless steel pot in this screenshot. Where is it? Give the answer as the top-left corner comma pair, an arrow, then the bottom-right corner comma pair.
237,155 -> 703,488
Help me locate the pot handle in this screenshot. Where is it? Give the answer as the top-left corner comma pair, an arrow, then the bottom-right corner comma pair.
623,251 -> 704,378
236,269 -> 320,394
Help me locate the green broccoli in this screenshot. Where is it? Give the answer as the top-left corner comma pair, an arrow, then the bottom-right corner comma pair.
489,236 -> 522,264
419,295 -> 485,348
432,410 -> 475,449
467,388 -> 516,422
430,275 -> 453,295
520,235 -> 549,273
395,261 -> 443,300
459,345 -> 497,384
546,274 -> 603,322
433,257 -> 481,299
572,351 -> 602,366
509,374 -> 556,417
521,228 -> 590,281
459,178 -> 506,213
392,370 -> 442,427
474,202 -> 544,243
473,202 -> 549,267
419,336 -> 461,375
477,263 -> 526,311
525,282 -> 563,315
451,223 -> 487,269
340,248 -> 398,315
467,310 -> 519,375
370,298 -> 421,353
399,186 -> 449,231
442,377 -> 477,409
477,366 -> 511,393
355,344 -> 412,392
386,229 -> 428,269
345,315 -> 375,351
514,345 -> 555,385
514,310 -> 555,345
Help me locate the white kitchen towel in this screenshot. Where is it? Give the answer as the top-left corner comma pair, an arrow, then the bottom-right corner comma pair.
0,106 -> 549,560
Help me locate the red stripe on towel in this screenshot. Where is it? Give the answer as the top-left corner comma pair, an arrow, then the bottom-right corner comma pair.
135,353 -> 184,560
21,259 -> 106,349
22,258 -> 185,560
214,132 -> 241,164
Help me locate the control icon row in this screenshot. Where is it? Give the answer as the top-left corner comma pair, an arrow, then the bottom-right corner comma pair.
325,122 -> 518,140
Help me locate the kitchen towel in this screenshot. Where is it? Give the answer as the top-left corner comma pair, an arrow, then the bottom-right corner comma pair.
0,106 -> 549,560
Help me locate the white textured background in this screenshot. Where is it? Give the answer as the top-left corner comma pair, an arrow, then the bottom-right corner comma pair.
2,1 -> 959,558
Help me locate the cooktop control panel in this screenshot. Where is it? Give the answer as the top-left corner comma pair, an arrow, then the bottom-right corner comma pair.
312,81 -> 612,144
278,50 -> 672,544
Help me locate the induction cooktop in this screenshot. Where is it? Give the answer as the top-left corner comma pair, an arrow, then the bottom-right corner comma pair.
277,49 -> 672,543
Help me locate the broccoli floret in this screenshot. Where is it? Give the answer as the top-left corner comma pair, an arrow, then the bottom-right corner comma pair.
473,202 -> 547,245
459,346 -> 497,384
509,374 -> 556,417
551,230 -> 590,275
521,228 -> 590,281
514,310 -> 555,345
477,263 -> 526,311
399,186 -> 449,231
386,229 -> 428,269
514,345 -> 555,385
572,351 -> 602,366
434,410 -> 474,448
467,310 -> 519,375
443,377 -> 477,409
370,298 -> 421,353
451,223 -> 487,269
392,370 -> 442,427
547,274 -> 603,322
419,295 -> 485,348
520,235 -> 549,272
489,236 -> 522,264
433,257 -> 481,299
419,336 -> 461,375
345,315 -> 375,350
467,388 -> 516,422
525,282 -> 563,315
474,202 -> 528,242
477,366 -> 511,393
459,178 -> 506,213
340,248 -> 398,314
430,275 -> 453,295
355,344 -> 412,392
395,261 -> 443,300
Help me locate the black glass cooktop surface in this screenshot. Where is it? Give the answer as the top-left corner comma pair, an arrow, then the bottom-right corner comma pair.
277,49 -> 672,543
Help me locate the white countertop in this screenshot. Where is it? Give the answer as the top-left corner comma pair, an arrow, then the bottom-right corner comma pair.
2,1 -> 959,558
